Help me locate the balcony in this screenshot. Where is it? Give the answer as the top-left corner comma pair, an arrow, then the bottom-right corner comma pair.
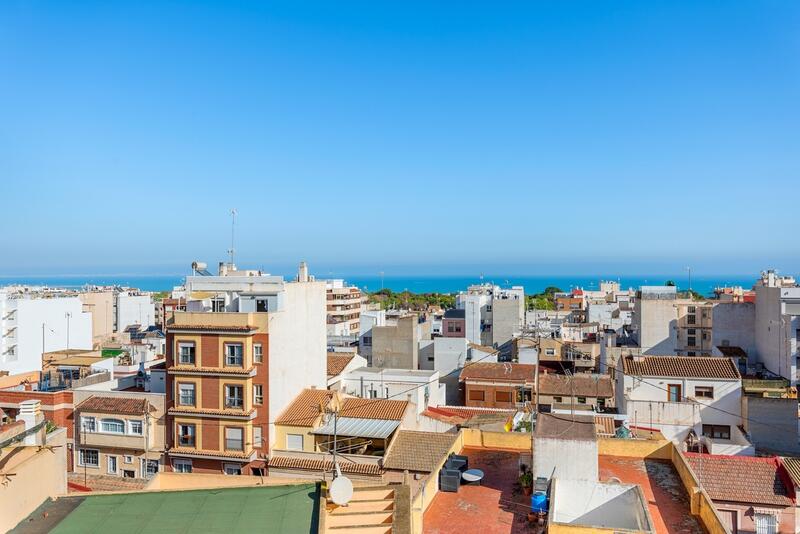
167,406 -> 257,420
79,431 -> 150,451
167,365 -> 256,377
168,446 -> 257,462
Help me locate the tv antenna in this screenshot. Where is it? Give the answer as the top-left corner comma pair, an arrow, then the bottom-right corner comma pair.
227,208 -> 237,266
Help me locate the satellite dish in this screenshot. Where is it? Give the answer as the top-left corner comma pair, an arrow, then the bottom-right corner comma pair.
330,476 -> 354,506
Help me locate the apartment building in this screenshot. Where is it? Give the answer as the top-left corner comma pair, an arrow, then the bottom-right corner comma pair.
754,271 -> 800,384
459,362 -> 535,409
1,288 -> 93,375
455,284 -> 524,347
675,301 -> 713,355
371,314 -> 427,370
441,309 -> 465,337
633,285 -> 714,356
164,262 -> 326,475
325,280 -> 363,337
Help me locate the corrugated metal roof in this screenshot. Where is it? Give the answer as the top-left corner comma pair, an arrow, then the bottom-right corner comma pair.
312,417 -> 400,439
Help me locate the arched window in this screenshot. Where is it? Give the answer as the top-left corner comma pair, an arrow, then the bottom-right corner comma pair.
100,419 -> 125,434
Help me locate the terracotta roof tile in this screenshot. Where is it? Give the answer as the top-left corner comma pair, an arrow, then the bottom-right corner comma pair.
76,396 -> 149,415
167,365 -> 255,375
167,324 -> 256,332
168,407 -> 255,417
383,431 -> 459,472
782,457 -> 800,487
339,398 -> 408,421
622,356 -> 740,380
685,454 -> 794,506
268,455 -> 382,476
327,354 -> 354,377
537,373 -> 613,398
715,346 -> 748,358
168,447 -> 255,460
459,362 -> 536,383
275,389 -> 333,427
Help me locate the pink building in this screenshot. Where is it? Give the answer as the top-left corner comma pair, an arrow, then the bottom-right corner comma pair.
441,309 -> 465,338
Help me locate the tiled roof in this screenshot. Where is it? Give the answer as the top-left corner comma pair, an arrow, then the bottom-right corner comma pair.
339,398 -> 408,421
537,373 -> 613,398
685,454 -> 794,506
383,431 -> 459,473
782,457 -> 800,487
268,455 -> 383,476
622,356 -> 740,380
421,405 -> 515,423
275,389 -> 333,427
167,324 -> 256,332
168,447 -> 255,460
459,362 -> 536,383
535,413 -> 596,441
76,396 -> 149,415
327,354 -> 354,377
594,415 -> 616,437
167,407 -> 255,417
715,346 -> 748,358
468,343 -> 498,354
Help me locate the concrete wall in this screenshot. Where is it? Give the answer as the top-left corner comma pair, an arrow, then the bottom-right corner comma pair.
742,396 -> 800,454
491,298 -> 523,347
712,302 -> 756,359
432,337 -> 468,374
116,293 -> 155,332
79,291 -> 115,343
755,284 -> 800,382
372,316 -> 419,370
0,427 -> 68,533
268,281 -> 327,445
533,436 -> 598,481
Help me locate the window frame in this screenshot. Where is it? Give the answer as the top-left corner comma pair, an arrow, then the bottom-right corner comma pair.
173,459 -> 193,473
694,386 -> 714,399
178,382 -> 196,406
224,343 -> 244,367
253,425 -> 262,448
224,384 -> 245,409
178,423 -> 196,447
225,426 -> 245,451
107,455 -> 118,475
81,416 -> 96,433
667,384 -> 682,402
128,420 -> 143,435
253,343 -> 263,363
100,418 -> 125,434
702,424 -> 731,440
468,389 -> 485,401
494,390 -> 513,403
177,341 -> 196,365
286,433 -> 304,451
253,384 -> 263,405
79,448 -> 100,467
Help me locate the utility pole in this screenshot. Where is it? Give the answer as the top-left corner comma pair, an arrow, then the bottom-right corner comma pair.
65,312 -> 72,349
228,208 -> 237,267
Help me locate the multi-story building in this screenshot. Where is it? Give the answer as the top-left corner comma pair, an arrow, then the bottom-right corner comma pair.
441,309 -> 465,337
1,288 -> 93,375
371,314 -> 428,370
116,291 -> 155,332
455,284 -> 524,347
459,362 -> 535,409
754,271 -> 800,384
632,285 -> 713,356
325,280 -> 363,337
164,261 -> 326,475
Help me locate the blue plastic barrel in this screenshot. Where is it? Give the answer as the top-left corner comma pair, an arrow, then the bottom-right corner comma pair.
531,491 -> 548,513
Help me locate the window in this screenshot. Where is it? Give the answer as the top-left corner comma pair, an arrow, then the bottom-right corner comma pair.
225,427 -> 244,451
253,343 -> 263,363
128,420 -> 143,435
211,298 -> 225,312
286,434 -> 304,451
702,424 -> 731,440
687,314 -> 696,325
142,459 -> 158,477
362,336 -> 372,346
695,386 -> 714,399
101,419 -> 125,434
702,331 -> 709,340
253,426 -> 262,448
81,416 -> 96,433
688,336 -> 697,347
755,513 -> 777,534
107,455 -> 118,475
667,384 -> 682,402
252,467 -> 265,476
178,342 -> 195,365
468,390 -> 485,401
495,390 -> 512,403
178,383 -> 196,406
577,396 -> 587,404
178,424 -> 196,447
545,348 -> 556,356
173,459 -> 192,473
553,396 -> 563,403
486,305 -> 492,312
256,298 -> 269,312
447,323 -> 455,333
123,455 -> 133,464
253,384 -> 263,405
224,463 -> 242,475
79,449 -> 99,467
687,328 -> 696,336
225,343 -> 243,366
688,306 -> 696,314
225,385 -> 244,409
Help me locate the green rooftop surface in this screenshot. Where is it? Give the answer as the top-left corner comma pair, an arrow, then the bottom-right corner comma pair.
15,483 -> 319,534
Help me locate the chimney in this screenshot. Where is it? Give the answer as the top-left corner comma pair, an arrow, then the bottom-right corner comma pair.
298,261 -> 309,283
18,399 -> 45,446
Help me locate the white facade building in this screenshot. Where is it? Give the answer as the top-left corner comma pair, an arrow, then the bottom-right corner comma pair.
617,355 -> 752,455
456,284 -> 524,347
336,366 -> 445,415
0,289 -> 92,374
754,271 -> 800,384
116,292 -> 155,332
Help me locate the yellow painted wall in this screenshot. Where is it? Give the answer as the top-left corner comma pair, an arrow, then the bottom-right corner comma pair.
549,525 -> 621,534
670,447 -> 728,534
411,431 -> 466,534
461,428 -> 532,450
597,437 -> 672,460
273,424 -> 316,452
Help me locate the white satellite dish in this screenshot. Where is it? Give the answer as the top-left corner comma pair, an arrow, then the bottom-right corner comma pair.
330,475 -> 354,506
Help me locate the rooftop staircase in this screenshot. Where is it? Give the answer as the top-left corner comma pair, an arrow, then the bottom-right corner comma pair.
324,485 -> 398,534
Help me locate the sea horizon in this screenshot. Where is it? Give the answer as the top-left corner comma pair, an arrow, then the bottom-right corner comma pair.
0,272 -> 765,297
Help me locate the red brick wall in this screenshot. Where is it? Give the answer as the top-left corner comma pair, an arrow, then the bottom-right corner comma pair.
464,383 -> 518,409
201,377 -> 221,410
0,390 -> 74,438
253,333 -> 269,457
201,335 -> 219,367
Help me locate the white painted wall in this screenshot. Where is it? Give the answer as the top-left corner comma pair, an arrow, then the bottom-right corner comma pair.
338,367 -> 442,414
0,292 -> 92,374
712,302 -> 756,359
533,436 -> 598,481
433,337 -> 469,374
116,293 -> 155,332
268,281 -> 327,446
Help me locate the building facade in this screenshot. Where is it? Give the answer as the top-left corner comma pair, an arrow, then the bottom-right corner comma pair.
325,280 -> 363,337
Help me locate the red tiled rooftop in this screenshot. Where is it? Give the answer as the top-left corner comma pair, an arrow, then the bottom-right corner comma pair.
684,453 -> 794,506
326,353 -> 354,377
622,355 -> 740,380
423,447 -> 532,534
599,455 -> 703,534
76,396 -> 151,415
459,362 -> 536,383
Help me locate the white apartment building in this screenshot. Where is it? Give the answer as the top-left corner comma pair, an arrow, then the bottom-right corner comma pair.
754,270 -> 800,384
456,284 -> 524,347
0,289 -> 92,374
335,366 -> 445,415
633,286 -> 713,356
358,308 -> 386,362
617,355 -> 752,455
325,279 -> 363,337
116,291 -> 155,332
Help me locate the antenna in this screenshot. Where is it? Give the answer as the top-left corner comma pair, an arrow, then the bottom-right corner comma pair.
228,208 -> 237,266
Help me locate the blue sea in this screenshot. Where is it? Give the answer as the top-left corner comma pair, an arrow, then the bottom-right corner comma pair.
0,273 -> 758,297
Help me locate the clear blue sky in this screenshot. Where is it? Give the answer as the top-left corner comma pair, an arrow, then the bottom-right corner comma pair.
1,1 -> 798,277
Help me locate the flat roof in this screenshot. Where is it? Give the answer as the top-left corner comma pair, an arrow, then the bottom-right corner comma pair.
11,483 -> 319,533
535,413 -> 597,441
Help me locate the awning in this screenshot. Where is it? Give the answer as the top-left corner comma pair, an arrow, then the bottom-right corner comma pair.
311,417 -> 400,439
